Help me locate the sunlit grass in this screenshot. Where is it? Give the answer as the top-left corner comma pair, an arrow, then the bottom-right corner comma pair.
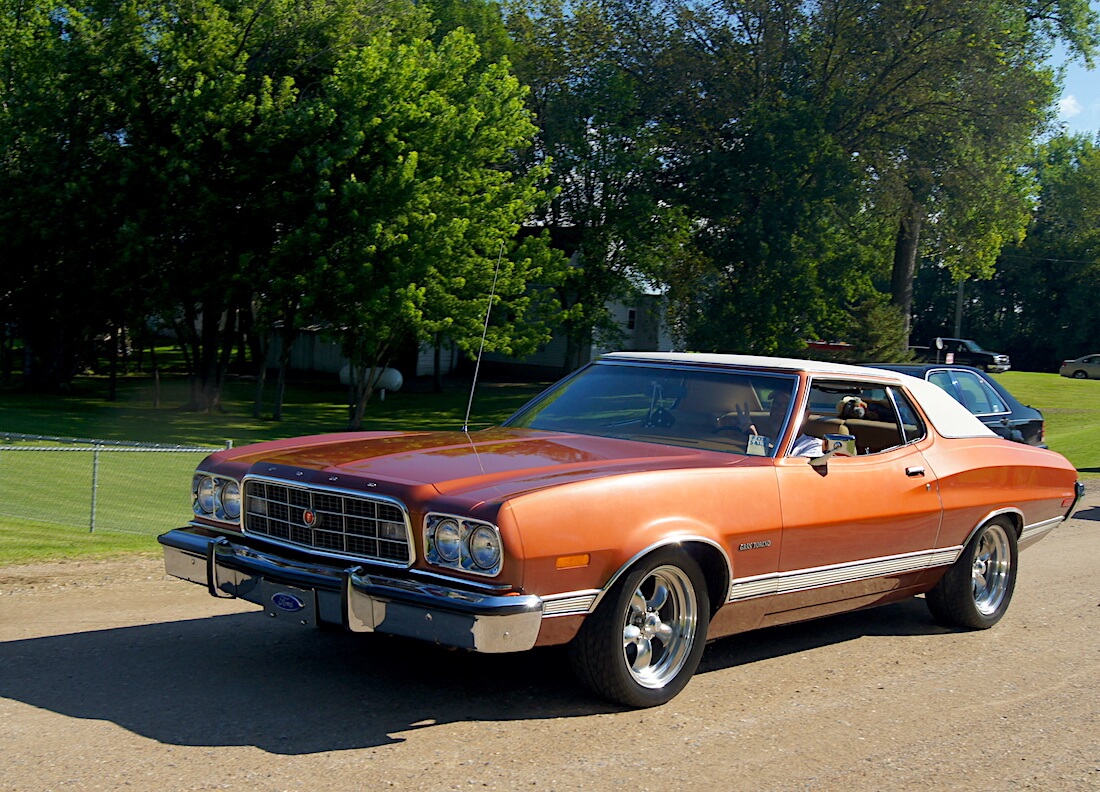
0,516 -> 158,565
995,371 -> 1100,475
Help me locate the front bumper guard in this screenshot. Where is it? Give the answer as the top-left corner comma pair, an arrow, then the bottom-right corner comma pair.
159,528 -> 543,653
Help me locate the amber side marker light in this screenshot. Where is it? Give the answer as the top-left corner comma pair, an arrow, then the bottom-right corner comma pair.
556,554 -> 591,570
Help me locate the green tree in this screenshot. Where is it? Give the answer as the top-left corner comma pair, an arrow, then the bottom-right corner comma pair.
944,134 -> 1100,369
507,0 -> 698,368
641,0 -> 1098,351
298,30 -> 563,428
2,0 -> 557,419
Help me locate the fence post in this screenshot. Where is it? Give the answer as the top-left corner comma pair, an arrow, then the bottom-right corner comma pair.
89,445 -> 101,533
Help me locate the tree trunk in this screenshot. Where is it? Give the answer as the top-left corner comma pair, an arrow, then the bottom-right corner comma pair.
108,324 -> 119,402
890,197 -> 925,347
349,369 -> 378,431
433,333 -> 444,393
251,335 -> 268,419
151,344 -> 160,409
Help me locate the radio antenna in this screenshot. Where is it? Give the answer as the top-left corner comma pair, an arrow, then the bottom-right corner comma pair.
463,243 -> 504,434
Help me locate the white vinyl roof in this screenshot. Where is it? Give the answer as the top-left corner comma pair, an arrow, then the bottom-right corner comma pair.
600,352 -> 996,440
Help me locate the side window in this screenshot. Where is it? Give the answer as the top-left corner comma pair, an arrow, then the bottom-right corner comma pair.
890,388 -> 926,444
927,370 -> 957,397
804,380 -> 909,455
953,371 -> 1007,415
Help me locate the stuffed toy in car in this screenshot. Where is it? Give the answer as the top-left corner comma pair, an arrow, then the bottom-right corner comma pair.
837,395 -> 868,420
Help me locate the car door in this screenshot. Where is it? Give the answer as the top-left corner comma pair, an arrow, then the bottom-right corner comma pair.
766,381 -> 944,619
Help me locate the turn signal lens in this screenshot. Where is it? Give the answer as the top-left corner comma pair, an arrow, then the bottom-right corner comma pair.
555,553 -> 590,570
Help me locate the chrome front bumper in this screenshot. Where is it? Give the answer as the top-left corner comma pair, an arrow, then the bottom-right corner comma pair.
158,528 -> 543,653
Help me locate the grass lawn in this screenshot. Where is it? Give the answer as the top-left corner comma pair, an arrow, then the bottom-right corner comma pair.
0,371 -> 549,564
0,516 -> 159,565
0,371 -> 548,446
995,372 -> 1100,476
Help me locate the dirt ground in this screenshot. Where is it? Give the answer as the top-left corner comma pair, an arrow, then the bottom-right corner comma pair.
2,492 -> 1098,792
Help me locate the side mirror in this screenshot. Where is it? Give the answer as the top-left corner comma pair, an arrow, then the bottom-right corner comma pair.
809,434 -> 856,469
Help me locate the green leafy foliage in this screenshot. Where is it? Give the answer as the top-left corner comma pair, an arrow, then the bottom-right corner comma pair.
935,134 -> 1100,369
0,0 -> 557,420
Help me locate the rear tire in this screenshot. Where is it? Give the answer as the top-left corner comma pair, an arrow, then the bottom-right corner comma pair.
927,519 -> 1017,629
568,547 -> 709,708
1073,370 -> 1088,379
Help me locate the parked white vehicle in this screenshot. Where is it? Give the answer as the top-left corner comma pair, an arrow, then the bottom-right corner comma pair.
1059,354 -> 1100,380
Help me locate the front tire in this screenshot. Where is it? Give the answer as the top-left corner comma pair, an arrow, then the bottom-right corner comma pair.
568,547 -> 709,707
927,519 -> 1018,629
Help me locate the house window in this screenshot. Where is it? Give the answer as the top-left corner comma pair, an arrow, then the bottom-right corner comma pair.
627,309 -> 637,331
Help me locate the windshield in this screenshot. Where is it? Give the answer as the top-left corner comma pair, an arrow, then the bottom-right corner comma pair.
504,361 -> 798,457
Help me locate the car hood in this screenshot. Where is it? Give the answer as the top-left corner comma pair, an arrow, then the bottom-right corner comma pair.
216,427 -> 749,501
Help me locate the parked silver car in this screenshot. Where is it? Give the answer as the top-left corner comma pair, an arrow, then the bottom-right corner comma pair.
1059,354 -> 1100,380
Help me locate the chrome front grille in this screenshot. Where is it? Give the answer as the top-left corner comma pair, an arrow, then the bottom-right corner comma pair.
242,478 -> 413,566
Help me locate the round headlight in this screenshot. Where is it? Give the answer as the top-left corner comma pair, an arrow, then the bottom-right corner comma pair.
195,476 -> 216,514
468,524 -> 501,571
218,480 -> 241,520
433,519 -> 461,562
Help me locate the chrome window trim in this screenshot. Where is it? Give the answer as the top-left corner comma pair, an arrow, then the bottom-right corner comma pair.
944,369 -> 1011,418
923,367 -> 1011,418
805,377 -> 917,455
503,359 -> 801,458
886,385 -> 928,445
726,546 -> 964,602
240,473 -> 415,568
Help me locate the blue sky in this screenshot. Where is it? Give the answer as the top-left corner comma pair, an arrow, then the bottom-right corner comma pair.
1051,3 -> 1100,137
1054,54 -> 1100,136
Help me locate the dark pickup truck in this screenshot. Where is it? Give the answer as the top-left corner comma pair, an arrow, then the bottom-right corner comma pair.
911,338 -> 1011,373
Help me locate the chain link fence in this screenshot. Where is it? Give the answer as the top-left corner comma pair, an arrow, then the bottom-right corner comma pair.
0,433 -> 228,536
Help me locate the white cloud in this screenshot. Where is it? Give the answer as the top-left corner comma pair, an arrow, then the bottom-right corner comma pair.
1059,94 -> 1083,118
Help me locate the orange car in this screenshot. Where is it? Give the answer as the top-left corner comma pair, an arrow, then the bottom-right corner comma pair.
160,353 -> 1082,707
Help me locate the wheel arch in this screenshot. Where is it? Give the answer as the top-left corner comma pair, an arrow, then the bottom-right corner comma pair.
962,507 -> 1024,547
590,537 -> 732,619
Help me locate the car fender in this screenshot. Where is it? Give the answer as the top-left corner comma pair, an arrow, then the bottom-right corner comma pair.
586,531 -> 734,616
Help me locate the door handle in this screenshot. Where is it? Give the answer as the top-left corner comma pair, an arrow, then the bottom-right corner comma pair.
905,466 -> 925,477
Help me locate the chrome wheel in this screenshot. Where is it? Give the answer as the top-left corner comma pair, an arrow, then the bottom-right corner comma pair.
568,547 -> 710,707
621,565 -> 698,690
926,518 -> 1018,630
972,523 -> 1012,616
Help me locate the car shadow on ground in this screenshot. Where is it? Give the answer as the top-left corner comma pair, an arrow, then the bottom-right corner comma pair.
1072,504 -> 1100,521
0,597 -> 944,753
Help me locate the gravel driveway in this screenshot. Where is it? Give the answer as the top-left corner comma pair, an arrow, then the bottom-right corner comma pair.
2,491 -> 1098,791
